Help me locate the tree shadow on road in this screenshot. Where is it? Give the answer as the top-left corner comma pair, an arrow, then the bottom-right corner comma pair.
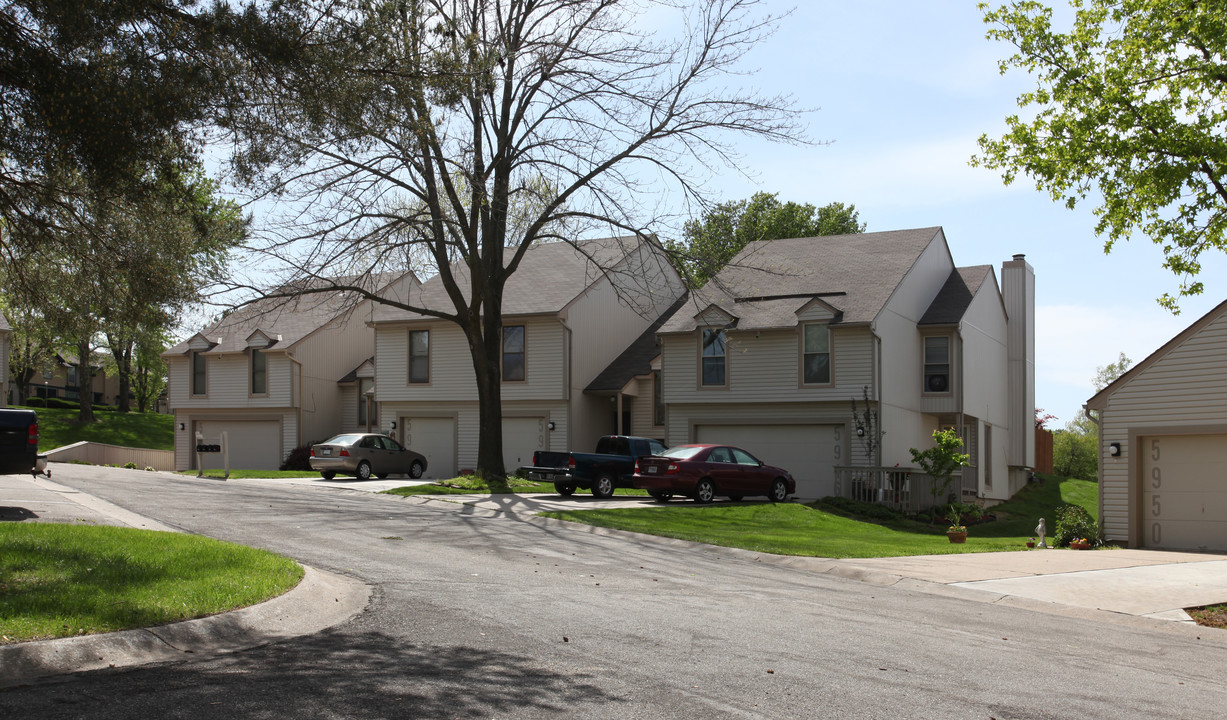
1,629 -> 618,719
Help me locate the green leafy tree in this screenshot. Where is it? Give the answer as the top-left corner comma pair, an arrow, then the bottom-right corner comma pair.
909,429 -> 971,513
221,0 -> 804,480
974,0 -> 1227,311
1093,352 -> 1133,392
668,193 -> 865,286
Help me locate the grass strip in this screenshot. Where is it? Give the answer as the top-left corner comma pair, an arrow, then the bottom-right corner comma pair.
0,523 -> 302,644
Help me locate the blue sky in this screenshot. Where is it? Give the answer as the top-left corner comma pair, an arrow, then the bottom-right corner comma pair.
691,0 -> 1227,427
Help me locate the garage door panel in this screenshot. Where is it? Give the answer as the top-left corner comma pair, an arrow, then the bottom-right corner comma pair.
196,420 -> 280,471
695,424 -> 839,498
402,417 -> 455,479
502,417 -> 545,473
1141,434 -> 1227,551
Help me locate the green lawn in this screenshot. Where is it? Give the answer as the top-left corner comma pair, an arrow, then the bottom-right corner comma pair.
0,523 -> 303,643
19,406 -> 174,452
538,475 -> 1098,558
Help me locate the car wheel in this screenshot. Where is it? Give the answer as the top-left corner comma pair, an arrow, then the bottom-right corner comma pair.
649,491 -> 673,503
321,471 -> 336,480
409,460 -> 424,479
769,478 -> 788,503
556,482 -> 576,497
592,474 -> 615,499
376,473 -> 389,479
694,478 -> 715,504
356,461 -> 372,481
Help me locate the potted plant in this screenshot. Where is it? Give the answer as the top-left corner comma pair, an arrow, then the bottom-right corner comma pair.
946,506 -> 967,544
1026,537 -> 1036,548
1070,537 -> 1091,550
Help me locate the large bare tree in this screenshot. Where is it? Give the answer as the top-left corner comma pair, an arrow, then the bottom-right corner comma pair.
222,0 -> 804,479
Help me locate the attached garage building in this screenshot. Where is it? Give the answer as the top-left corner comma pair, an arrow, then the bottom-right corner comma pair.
1087,300 -> 1227,552
694,424 -> 841,498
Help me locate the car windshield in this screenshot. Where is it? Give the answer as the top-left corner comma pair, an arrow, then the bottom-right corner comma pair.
320,434 -> 366,446
659,445 -> 705,460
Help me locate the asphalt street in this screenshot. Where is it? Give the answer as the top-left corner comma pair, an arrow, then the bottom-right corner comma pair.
2,465 -> 1226,719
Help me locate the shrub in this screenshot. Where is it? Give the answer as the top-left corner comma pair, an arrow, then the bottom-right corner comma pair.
123,462 -> 138,469
280,443 -> 318,472
1053,504 -> 1099,547
144,466 -> 156,472
45,398 -> 80,410
25,397 -> 47,407
948,501 -> 983,522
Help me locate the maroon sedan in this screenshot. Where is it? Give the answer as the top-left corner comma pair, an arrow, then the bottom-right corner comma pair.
632,444 -> 795,503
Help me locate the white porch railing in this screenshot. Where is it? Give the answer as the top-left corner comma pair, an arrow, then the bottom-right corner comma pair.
832,466 -> 977,514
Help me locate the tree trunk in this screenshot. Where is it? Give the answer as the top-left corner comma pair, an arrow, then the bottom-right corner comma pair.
468,309 -> 507,486
76,338 -> 96,424
107,334 -> 134,413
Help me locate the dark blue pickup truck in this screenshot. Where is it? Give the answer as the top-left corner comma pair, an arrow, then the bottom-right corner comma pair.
0,409 -> 40,476
526,435 -> 667,498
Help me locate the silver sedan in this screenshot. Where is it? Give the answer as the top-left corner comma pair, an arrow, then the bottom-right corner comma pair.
309,433 -> 428,481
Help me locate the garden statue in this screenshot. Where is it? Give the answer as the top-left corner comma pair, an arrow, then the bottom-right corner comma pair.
1035,517 -> 1047,548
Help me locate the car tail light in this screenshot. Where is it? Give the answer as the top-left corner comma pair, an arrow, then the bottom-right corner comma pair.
27,422 -> 38,445
567,456 -> 576,469
633,459 -> 640,473
666,462 -> 679,474
339,449 -> 350,457
310,448 -> 316,457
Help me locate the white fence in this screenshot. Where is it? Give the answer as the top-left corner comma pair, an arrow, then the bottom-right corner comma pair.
44,441 -> 175,471
832,466 -> 977,514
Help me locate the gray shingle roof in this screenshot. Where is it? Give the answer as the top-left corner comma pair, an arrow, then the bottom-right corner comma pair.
585,294 -> 690,393
371,237 -> 657,322
165,273 -> 412,356
0,314 -> 10,333
919,265 -> 993,325
659,227 -> 943,333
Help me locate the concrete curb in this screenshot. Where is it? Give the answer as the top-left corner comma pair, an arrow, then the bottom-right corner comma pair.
0,564 -> 370,689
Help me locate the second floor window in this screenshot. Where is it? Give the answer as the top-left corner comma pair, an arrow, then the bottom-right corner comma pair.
701,328 -> 726,387
192,352 -> 207,396
924,336 -> 950,393
502,325 -> 525,381
802,323 -> 831,384
251,349 -> 267,395
409,330 -> 429,383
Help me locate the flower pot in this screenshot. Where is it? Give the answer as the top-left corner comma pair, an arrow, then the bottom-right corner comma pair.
1070,541 -> 1091,550
1025,541 -> 1036,548
947,531 -> 967,544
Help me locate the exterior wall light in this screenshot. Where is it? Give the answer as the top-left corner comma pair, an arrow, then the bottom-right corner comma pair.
1108,442 -> 1121,457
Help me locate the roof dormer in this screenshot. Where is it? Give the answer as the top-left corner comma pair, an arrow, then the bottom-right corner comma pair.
694,304 -> 738,328
795,297 -> 844,324
245,329 -> 282,349
186,333 -> 219,352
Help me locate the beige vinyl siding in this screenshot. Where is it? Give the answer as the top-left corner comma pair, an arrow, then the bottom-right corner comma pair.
629,375 -> 665,439
1097,309 -> 1227,545
876,236 -> 953,412
661,326 -> 874,405
502,319 -> 566,401
958,284 -> 1009,428
166,352 -> 295,408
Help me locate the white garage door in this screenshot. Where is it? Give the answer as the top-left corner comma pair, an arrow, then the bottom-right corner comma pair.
695,424 -> 840,499
502,417 -> 546,474
1141,434 -> 1227,551
401,417 -> 456,479
196,420 -> 281,471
